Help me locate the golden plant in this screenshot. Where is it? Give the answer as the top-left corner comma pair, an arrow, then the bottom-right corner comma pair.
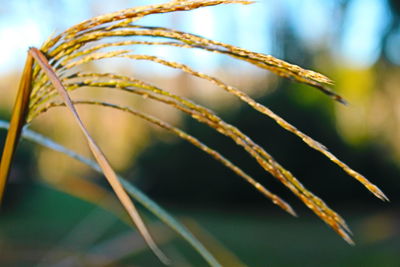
0,0 -> 388,265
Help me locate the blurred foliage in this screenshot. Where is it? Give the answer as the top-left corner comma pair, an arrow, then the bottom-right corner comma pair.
381,0 -> 400,63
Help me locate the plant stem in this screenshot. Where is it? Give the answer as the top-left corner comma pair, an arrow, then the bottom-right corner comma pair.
28,47 -> 170,265
0,52 -> 34,204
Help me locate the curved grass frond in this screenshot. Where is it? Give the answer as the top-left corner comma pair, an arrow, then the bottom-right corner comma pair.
37,45 -> 387,202
46,25 -> 337,97
0,0 -> 388,263
32,74 -> 352,242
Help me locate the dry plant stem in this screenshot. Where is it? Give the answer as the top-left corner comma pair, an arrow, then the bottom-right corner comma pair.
28,48 -> 170,265
0,53 -> 34,203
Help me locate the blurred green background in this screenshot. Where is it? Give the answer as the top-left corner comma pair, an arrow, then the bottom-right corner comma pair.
0,0 -> 399,266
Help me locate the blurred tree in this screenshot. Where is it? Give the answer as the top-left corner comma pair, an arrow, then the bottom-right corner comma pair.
381,0 -> 400,63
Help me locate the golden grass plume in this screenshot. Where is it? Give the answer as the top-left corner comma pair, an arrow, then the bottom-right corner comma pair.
0,0 -> 388,264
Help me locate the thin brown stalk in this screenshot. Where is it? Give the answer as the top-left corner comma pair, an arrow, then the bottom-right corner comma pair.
28,47 -> 170,265
0,53 -> 34,203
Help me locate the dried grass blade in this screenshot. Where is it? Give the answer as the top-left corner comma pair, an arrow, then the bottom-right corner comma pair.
0,53 -> 34,203
28,47 -> 170,265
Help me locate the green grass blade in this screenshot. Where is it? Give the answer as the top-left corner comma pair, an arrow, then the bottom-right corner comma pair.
0,119 -> 222,267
